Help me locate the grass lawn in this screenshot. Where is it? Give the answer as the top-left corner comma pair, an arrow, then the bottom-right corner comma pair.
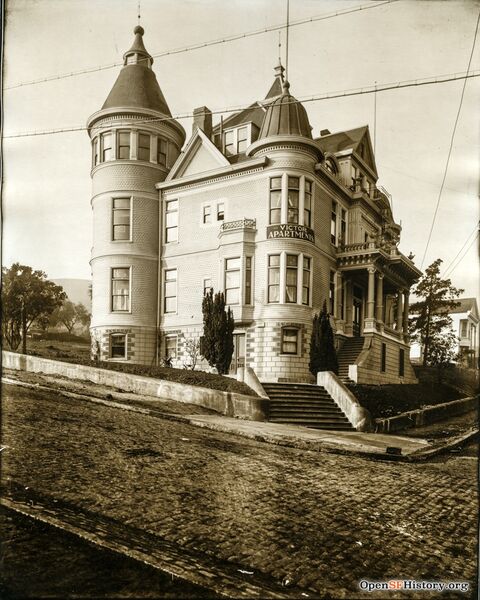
347,382 -> 466,419
14,335 -> 257,397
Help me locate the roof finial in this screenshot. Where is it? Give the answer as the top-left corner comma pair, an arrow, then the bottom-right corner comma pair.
137,0 -> 141,25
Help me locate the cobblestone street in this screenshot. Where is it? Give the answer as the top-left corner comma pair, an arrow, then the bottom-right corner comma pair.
2,381 -> 478,598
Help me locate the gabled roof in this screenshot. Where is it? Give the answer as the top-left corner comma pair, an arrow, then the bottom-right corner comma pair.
166,128 -> 229,181
316,125 -> 378,177
450,297 -> 479,317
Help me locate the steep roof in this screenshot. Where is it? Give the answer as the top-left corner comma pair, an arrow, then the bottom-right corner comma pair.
258,81 -> 312,139
316,126 -> 369,154
102,26 -> 172,116
449,297 -> 478,315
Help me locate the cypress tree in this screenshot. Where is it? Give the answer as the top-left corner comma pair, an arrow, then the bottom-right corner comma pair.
201,290 -> 235,374
309,300 -> 338,376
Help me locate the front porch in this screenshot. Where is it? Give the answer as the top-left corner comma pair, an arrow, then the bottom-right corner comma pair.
333,241 -> 422,384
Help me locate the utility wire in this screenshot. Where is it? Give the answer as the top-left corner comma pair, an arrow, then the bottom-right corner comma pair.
443,231 -> 479,278
419,10 -> 480,270
443,223 -> 480,278
4,1 -> 397,91
4,70 -> 480,140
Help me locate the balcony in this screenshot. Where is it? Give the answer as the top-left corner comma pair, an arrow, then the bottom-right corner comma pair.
219,218 -> 256,244
220,218 -> 256,233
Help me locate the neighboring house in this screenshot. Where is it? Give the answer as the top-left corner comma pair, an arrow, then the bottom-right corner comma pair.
87,26 -> 421,384
451,298 -> 479,368
410,297 -> 479,369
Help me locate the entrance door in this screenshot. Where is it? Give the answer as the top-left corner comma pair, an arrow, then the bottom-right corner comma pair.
229,333 -> 246,374
353,285 -> 363,337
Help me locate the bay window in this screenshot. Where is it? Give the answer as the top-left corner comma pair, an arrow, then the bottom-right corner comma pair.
268,174 -> 314,226
267,252 -> 312,306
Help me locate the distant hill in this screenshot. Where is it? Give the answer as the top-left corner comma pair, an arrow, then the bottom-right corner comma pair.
53,279 -> 92,311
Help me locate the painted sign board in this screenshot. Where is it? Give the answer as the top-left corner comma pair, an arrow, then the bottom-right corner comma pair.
266,224 -> 315,244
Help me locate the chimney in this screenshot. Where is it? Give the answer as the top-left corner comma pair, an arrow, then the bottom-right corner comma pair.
192,106 -> 212,138
320,129 -> 331,136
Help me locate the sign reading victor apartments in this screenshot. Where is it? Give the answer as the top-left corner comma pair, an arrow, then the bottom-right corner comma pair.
267,224 -> 315,244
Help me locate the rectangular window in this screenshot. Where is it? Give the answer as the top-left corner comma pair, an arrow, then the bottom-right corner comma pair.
138,132 -> 151,161
341,209 -> 347,245
224,130 -> 234,156
339,280 -> 344,320
112,198 -> 131,241
164,269 -> 177,313
217,203 -> 225,221
329,271 -> 336,315
269,177 -> 282,224
165,335 -> 177,359
282,328 -> 298,355
225,257 -> 240,305
157,137 -> 167,166
237,126 -> 248,153
165,199 -> 178,243
285,254 -> 298,303
302,257 -> 311,305
117,130 -> 130,159
460,320 -> 468,337
268,254 -> 280,303
304,180 -> 312,227
101,132 -> 112,162
203,205 -> 211,224
110,333 -> 126,358
111,268 -> 130,312
381,343 -> 386,372
331,201 -> 337,244
287,176 -> 300,224
399,348 -> 405,377
92,137 -> 98,167
245,257 -> 252,305
203,278 -> 212,295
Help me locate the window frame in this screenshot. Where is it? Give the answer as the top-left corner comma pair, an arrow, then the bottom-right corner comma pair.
302,257 -> 311,306
268,174 -> 314,227
285,254 -> 299,304
223,125 -> 250,156
217,203 -> 225,221
244,256 -> 253,305
92,137 -> 99,167
165,335 -> 178,360
329,271 -> 336,315
287,176 -> 300,225
203,278 -> 213,296
268,254 -> 280,303
112,197 -> 132,242
137,131 -> 151,162
165,199 -> 179,244
163,268 -> 178,314
117,130 -> 131,160
267,251 -> 312,306
224,257 -> 241,306
381,343 -> 386,372
399,348 -> 405,377
281,327 -> 299,355
331,201 -> 338,245
101,131 -> 113,162
203,204 -> 212,224
111,267 -> 131,313
110,333 -> 127,359
157,136 -> 168,166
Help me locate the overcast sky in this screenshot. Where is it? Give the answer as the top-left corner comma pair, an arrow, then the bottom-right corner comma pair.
3,0 -> 479,298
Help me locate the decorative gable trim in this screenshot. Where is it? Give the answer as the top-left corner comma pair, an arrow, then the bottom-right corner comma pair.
166,128 -> 229,181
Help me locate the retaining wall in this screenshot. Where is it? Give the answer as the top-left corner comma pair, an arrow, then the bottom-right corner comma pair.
375,396 -> 478,433
2,351 -> 267,421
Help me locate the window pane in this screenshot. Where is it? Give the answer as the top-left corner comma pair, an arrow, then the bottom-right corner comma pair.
303,257 -> 311,269
238,127 -> 248,141
288,176 -> 299,189
304,193 -> 311,210
166,337 -> 177,359
226,257 -> 241,270
111,334 -> 126,358
114,198 -> 130,209
270,190 -> 281,208
167,199 -> 178,211
268,286 -> 279,302
286,255 -> 298,267
113,210 -> 130,225
165,269 -> 177,282
269,255 -> 280,267
286,286 -> 297,303
165,297 -> 176,313
225,288 -> 239,305
138,147 -> 150,161
288,190 -> 299,207
270,177 -> 282,189
113,226 -> 129,240
305,180 -> 312,193
139,133 -> 150,148
217,203 -> 224,220
113,268 -> 129,278
237,139 -> 247,153
166,212 -> 178,228
225,271 -> 240,288
166,228 -> 177,243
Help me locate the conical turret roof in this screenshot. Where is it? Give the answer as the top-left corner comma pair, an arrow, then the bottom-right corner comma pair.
102,26 -> 172,116
259,81 -> 312,139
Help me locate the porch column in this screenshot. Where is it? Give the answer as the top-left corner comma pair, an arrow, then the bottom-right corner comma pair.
335,273 -> 345,334
376,273 -> 384,322
402,290 -> 410,339
364,267 -> 376,332
345,280 -> 353,335
396,290 -> 404,332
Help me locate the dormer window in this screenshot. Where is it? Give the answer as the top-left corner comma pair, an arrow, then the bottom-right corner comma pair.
223,126 -> 250,156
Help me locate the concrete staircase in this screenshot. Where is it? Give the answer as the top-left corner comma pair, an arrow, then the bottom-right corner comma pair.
262,383 -> 354,431
337,337 -> 365,382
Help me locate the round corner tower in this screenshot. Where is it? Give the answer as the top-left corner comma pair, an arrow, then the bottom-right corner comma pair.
87,26 -> 185,364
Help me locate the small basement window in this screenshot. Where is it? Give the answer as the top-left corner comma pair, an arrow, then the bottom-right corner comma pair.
281,328 -> 299,355
110,333 -> 126,359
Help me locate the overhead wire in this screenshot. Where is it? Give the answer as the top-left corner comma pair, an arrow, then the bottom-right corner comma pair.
443,223 -> 480,278
4,1 -> 397,90
4,70 -> 480,139
419,9 -> 480,269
